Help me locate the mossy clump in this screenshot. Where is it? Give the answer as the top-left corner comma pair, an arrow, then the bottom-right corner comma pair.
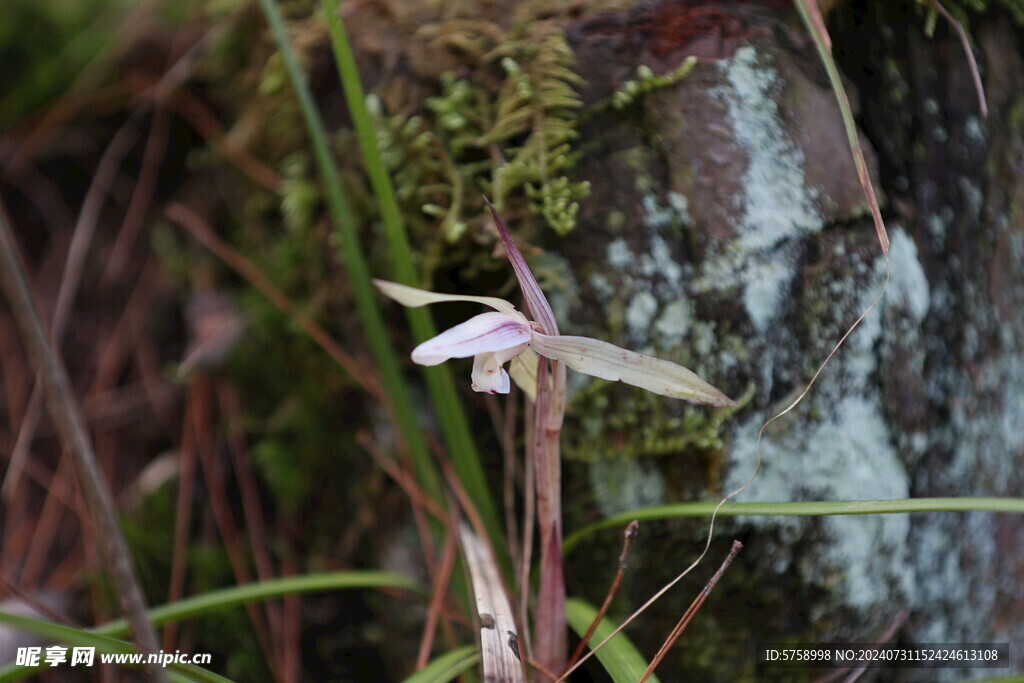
372,22 -> 590,251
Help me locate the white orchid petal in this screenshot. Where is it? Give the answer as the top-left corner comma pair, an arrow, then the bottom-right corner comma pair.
411,313 -> 532,366
373,279 -> 527,321
508,347 -> 539,401
471,353 -> 512,394
530,333 -> 736,407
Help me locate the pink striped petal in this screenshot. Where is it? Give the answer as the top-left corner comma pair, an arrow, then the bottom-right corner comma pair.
484,198 -> 559,336
411,313 -> 533,366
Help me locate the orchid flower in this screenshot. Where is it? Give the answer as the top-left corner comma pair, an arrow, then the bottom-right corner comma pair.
373,278 -> 736,407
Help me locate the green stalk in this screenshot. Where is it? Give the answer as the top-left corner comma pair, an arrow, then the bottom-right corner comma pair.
319,0 -> 502,549
255,0 -> 443,506
563,497 -> 1024,553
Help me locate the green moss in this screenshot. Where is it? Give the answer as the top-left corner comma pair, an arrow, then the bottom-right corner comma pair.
370,22 -> 590,248
610,57 -> 699,110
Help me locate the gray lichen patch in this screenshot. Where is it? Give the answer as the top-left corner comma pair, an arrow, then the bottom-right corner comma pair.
588,456 -> 667,518
724,228 -> 928,625
690,45 -> 824,335
715,46 -> 823,253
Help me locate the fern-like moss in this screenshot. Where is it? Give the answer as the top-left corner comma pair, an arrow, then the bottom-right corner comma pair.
370,22 -> 590,247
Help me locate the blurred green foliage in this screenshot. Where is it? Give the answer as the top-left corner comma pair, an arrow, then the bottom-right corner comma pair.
0,0 -> 133,128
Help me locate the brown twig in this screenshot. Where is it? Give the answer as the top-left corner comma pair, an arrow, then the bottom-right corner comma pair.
18,457 -> 75,589
929,0 -> 988,119
165,202 -> 381,399
356,431 -> 449,525
3,118 -> 141,500
23,260 -> 158,591
215,380 -> 282,634
564,520 -> 640,671
415,529 -> 458,670
102,106 -> 170,286
0,199 -> 167,680
187,375 -> 279,678
812,609 -> 909,683
169,89 -> 282,191
162,389 -> 197,651
639,540 -> 743,683
0,573 -> 77,626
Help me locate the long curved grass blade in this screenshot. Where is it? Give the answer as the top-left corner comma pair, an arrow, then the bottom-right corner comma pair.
0,613 -> 234,683
563,498 -> 1024,553
254,0 -> 446,513
793,0 -> 888,253
98,571 -> 420,636
0,571 -> 418,682
319,0 -> 503,552
565,598 -> 660,683
402,645 -> 480,683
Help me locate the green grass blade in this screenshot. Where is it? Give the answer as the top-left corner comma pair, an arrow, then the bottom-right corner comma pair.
566,598 -> 660,683
96,571 -> 421,636
255,0 -> 444,506
0,571 -> 416,682
0,613 -> 235,683
401,645 -> 480,683
564,498 -> 1024,553
319,0 -> 503,550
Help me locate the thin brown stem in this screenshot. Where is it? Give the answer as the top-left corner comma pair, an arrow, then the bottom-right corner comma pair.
215,380 -> 282,640
165,202 -> 380,398
565,520 -> 640,670
415,529 -> 458,670
0,199 -> 166,680
188,376 -> 279,678
638,540 -> 743,683
3,119 -> 141,500
0,573 -> 77,626
356,431 -> 449,524
813,609 -> 908,683
929,0 -> 988,119
162,388 -> 196,651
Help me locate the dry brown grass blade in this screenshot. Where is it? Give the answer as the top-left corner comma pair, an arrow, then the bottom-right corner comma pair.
187,375 -> 280,678
165,202 -> 381,399
215,380 -> 283,641
929,0 -> 988,118
639,540 -> 743,683
163,393 -> 197,651
459,523 -> 526,683
794,0 -> 889,255
415,529 -> 459,670
564,520 -> 640,672
0,199 -> 167,681
3,119 -> 141,500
